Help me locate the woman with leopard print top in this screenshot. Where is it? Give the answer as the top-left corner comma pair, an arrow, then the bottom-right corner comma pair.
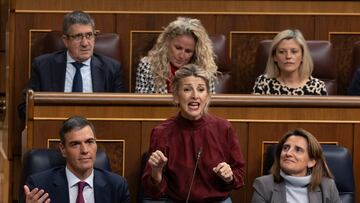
252,29 -> 327,95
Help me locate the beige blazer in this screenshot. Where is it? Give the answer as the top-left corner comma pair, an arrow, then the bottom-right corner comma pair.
251,175 -> 341,203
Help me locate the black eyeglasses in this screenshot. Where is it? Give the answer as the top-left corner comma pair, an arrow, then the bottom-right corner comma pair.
67,32 -> 95,42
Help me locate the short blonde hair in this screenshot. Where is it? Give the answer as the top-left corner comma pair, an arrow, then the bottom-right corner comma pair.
265,29 -> 313,80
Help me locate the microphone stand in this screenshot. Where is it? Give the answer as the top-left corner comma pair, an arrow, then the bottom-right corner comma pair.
185,148 -> 202,203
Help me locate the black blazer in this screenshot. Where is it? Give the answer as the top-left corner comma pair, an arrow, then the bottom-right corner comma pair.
24,167 -> 130,203
18,50 -> 126,120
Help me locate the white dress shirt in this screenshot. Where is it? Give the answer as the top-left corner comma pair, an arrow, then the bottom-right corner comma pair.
66,166 -> 95,203
64,52 -> 93,92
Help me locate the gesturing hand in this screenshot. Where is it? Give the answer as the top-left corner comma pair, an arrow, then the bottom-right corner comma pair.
24,185 -> 51,203
148,150 -> 168,184
213,162 -> 234,183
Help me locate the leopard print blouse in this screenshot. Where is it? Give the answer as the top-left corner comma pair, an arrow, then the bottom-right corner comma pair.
252,74 -> 327,95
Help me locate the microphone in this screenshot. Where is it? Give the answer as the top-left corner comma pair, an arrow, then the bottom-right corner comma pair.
185,148 -> 202,203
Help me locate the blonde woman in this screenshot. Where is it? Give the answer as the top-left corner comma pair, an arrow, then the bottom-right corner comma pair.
135,17 -> 218,93
253,29 -> 327,95
142,65 -> 245,202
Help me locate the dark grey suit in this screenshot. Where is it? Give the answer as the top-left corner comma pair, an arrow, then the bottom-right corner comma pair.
18,50 -> 126,120
24,167 -> 130,203
251,175 -> 341,203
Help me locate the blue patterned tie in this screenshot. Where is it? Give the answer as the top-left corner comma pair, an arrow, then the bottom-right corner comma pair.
72,62 -> 84,92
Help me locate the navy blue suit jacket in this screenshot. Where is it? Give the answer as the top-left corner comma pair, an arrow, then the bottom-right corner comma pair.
24,167 -> 130,203
18,50 -> 127,120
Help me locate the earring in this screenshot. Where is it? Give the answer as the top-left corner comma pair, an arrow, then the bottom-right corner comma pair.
307,167 -> 313,175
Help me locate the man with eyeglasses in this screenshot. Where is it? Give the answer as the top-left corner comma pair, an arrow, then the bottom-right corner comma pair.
18,10 -> 126,120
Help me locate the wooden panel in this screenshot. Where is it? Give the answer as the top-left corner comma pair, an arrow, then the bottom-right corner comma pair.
0,0 -> 7,51
0,0 -> 6,102
13,13 -> 66,158
28,30 -> 52,76
216,15 -> 315,37
12,0 -> 360,14
230,32 -> 277,93
315,16 -> 360,94
3,15 -> 15,193
141,121 -> 162,153
0,53 -> 5,110
329,33 -> 360,94
229,122 -> 248,203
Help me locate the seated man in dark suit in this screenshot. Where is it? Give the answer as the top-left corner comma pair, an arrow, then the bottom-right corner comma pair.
23,116 -> 130,203
18,10 -> 126,120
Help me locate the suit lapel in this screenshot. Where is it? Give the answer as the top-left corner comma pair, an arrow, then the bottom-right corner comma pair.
51,167 -> 70,203
91,55 -> 105,92
51,51 -> 67,91
309,185 -> 322,203
273,182 -> 287,203
94,169 -> 111,203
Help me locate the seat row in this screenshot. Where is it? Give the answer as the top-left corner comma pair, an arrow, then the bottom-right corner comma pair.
33,31 -> 360,95
21,145 -> 355,203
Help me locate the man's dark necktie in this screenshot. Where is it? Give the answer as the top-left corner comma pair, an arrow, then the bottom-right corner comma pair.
72,62 -> 84,92
76,181 -> 86,203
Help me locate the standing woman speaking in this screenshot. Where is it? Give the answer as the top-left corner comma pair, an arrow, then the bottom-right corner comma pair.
142,64 -> 245,203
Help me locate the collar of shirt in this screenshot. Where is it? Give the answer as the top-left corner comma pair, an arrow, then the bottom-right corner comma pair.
65,166 -> 94,189
65,51 -> 93,92
66,51 -> 91,67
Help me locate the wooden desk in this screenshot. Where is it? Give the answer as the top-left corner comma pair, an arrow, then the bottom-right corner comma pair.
25,92 -> 360,203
